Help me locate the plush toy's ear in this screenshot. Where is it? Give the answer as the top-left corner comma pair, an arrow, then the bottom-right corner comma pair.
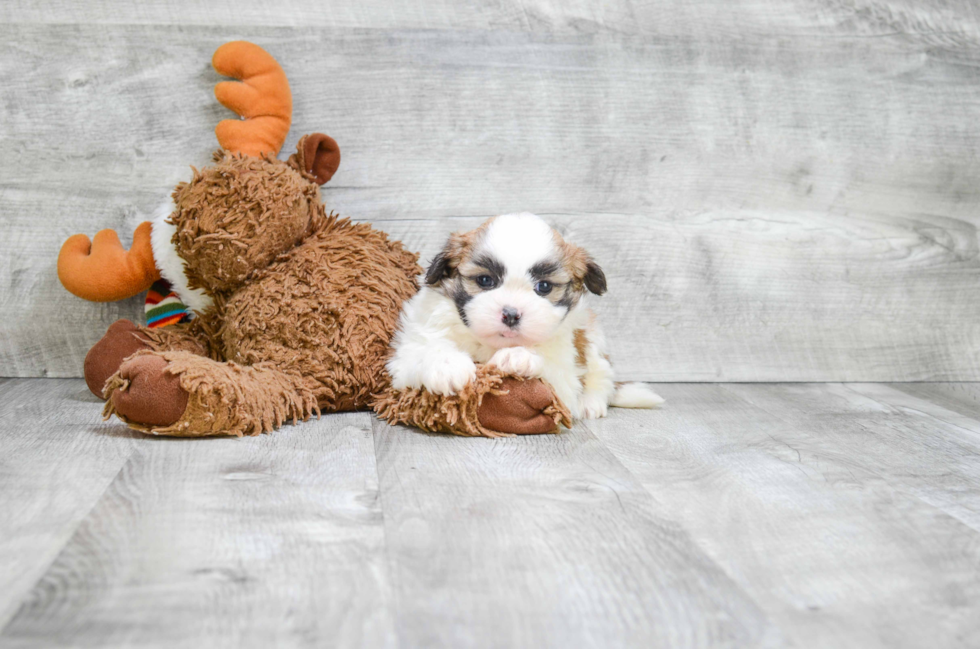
287,133 -> 341,185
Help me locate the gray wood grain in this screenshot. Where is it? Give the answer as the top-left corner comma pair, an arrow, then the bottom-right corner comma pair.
888,382 -> 980,420
3,10 -> 980,380
0,410 -> 395,649
0,379 -> 136,632
1,0 -> 978,42
589,383 -> 980,648
371,418 -> 781,649
0,0 -> 633,30
726,383 -> 980,531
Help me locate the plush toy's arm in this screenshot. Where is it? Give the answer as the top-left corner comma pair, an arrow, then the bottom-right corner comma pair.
372,365 -> 572,438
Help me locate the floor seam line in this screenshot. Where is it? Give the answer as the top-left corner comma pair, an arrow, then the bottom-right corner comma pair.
0,434 -> 138,636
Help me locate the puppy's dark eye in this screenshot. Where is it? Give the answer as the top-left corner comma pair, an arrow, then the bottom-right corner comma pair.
476,275 -> 496,289
535,280 -> 553,296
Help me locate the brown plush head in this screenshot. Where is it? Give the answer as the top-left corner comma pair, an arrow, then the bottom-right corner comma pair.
166,136 -> 339,296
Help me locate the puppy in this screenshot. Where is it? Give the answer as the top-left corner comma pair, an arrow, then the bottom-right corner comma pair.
387,212 -> 663,419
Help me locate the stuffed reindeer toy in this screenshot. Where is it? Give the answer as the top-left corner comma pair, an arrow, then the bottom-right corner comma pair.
57,41 -> 570,438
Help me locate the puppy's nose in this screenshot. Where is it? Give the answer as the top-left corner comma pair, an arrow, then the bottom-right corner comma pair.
501,307 -> 521,328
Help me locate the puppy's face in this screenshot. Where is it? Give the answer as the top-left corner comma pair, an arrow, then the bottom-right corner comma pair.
426,212 -> 606,348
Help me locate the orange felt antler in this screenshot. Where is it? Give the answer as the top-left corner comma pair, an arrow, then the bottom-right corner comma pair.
58,221 -> 160,302
212,41 -> 292,157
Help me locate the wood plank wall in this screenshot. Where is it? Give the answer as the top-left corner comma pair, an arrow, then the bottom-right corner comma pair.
2,1 -> 979,380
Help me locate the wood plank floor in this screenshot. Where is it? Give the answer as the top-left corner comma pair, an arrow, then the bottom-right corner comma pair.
1,380 -> 979,648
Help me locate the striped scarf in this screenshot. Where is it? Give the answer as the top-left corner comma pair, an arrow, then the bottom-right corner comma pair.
145,279 -> 192,328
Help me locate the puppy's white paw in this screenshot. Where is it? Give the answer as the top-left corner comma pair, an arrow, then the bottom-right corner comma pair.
420,353 -> 477,396
488,346 -> 544,378
580,393 -> 609,419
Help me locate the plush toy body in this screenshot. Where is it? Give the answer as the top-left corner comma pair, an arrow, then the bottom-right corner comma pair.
60,42 -> 569,438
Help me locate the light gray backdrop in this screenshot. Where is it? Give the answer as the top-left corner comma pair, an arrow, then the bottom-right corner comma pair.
2,0 -> 979,381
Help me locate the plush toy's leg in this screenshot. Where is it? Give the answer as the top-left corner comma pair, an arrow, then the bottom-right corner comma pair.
372,365 -> 572,438
477,377 -> 571,435
105,353 -> 189,426
84,319 -> 214,399
102,350 -> 319,437
84,320 -> 152,398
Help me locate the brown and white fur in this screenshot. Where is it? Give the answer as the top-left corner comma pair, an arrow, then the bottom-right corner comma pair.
387,212 -> 663,419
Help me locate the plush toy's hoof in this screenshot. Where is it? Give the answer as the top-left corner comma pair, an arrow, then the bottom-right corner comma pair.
84,319 -> 152,398
478,377 -> 563,435
110,354 -> 188,427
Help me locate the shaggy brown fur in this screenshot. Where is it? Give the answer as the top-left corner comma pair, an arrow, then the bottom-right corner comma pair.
140,316 -> 220,359
218,211 -> 420,411
172,151 -> 317,294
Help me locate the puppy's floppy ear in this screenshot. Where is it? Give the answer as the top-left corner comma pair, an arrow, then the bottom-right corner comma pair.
425,250 -> 452,285
584,259 -> 606,295
562,240 -> 607,296
425,233 -> 463,285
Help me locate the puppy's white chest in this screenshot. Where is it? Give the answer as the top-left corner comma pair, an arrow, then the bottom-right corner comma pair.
536,344 -> 586,416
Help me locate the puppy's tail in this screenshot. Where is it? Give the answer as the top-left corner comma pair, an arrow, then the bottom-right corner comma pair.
610,382 -> 664,409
